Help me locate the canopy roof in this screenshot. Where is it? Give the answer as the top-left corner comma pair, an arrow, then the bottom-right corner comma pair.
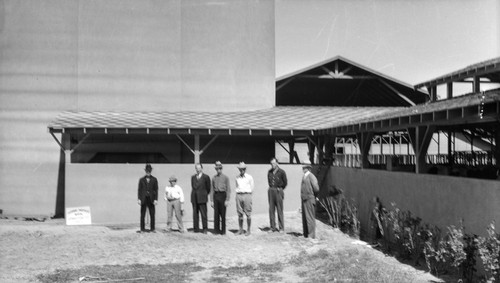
317,90 -> 500,136
47,106 -> 399,137
415,57 -> 500,89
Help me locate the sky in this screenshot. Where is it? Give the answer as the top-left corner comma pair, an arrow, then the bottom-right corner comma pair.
275,0 -> 500,87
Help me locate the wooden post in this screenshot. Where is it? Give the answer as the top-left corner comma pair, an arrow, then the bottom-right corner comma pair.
356,132 -> 373,169
447,82 -> 453,99
408,126 -> 435,174
194,134 -> 200,164
473,76 -> 480,93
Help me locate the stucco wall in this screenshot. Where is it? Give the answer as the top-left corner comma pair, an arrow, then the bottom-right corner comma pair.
0,0 -> 274,216
66,164 -> 304,225
325,167 -> 500,237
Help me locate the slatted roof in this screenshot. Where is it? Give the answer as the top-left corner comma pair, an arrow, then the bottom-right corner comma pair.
414,57 -> 500,89
47,106 -> 400,136
317,90 -> 500,136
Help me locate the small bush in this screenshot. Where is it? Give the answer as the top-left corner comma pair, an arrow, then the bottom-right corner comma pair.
478,222 -> 500,282
317,188 -> 360,238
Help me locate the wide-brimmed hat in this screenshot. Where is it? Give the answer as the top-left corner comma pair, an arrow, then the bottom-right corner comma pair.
237,162 -> 247,169
169,175 -> 177,182
145,164 -> 153,172
214,161 -> 223,169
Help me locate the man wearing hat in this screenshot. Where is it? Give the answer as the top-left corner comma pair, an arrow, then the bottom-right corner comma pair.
164,175 -> 185,233
235,161 -> 254,236
300,162 -> 319,239
210,161 -> 231,235
191,163 -> 211,234
137,164 -> 158,232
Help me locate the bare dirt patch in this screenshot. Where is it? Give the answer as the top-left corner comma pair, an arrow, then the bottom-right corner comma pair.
0,211 -> 441,282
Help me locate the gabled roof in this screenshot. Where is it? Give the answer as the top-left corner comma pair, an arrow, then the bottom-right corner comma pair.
414,57 -> 500,89
47,106 -> 400,136
276,55 -> 427,107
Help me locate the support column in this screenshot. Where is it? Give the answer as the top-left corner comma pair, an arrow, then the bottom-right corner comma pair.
356,132 -> 373,169
473,76 -> 480,93
194,134 -> 200,164
429,86 -> 437,101
307,139 -> 316,164
408,126 -> 435,174
287,141 -> 295,164
447,82 -> 453,99
448,130 -> 453,168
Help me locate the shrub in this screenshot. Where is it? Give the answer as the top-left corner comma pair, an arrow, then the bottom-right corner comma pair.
317,188 -> 360,238
478,222 -> 500,282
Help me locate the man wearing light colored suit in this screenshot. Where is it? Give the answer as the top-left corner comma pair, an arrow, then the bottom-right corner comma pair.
300,163 -> 319,239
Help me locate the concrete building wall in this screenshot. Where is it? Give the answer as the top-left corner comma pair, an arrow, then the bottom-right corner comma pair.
66,164 -> 304,225
0,0 -> 275,216
324,167 -> 500,237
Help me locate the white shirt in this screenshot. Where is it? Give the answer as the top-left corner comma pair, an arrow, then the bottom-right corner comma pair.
164,184 -> 184,203
235,173 -> 254,193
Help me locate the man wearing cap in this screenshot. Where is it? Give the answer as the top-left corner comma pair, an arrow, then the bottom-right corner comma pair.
164,175 -> 185,233
210,161 -> 231,235
235,162 -> 254,236
191,163 -> 211,234
268,157 -> 288,233
301,162 -> 319,239
137,164 -> 158,232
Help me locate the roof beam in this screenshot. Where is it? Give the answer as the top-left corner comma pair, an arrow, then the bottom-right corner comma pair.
378,79 -> 416,106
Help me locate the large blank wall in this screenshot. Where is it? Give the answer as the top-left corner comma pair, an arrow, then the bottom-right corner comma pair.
0,0 -> 275,216
66,164 -> 304,225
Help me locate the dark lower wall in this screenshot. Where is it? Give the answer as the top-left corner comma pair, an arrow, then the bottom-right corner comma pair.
324,167 -> 500,237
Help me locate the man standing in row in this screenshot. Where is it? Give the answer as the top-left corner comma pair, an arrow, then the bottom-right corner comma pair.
235,162 -> 254,236
267,157 -> 288,233
301,163 -> 319,239
137,164 -> 158,233
191,163 -> 211,234
210,161 -> 231,235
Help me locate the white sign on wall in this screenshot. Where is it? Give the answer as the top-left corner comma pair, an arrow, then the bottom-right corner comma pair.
66,206 -> 92,225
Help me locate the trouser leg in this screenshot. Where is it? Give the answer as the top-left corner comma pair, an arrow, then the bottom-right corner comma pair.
166,201 -> 173,229
199,203 -> 208,230
303,199 -> 316,239
193,203 -> 199,231
301,201 -> 308,238
140,202 -> 147,231
219,194 -> 226,234
148,199 -> 155,231
268,188 -> 276,229
276,189 -> 284,231
173,200 -> 183,231
214,197 -> 220,233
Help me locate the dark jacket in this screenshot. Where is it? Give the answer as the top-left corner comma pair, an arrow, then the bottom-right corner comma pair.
268,167 -> 288,189
138,175 -> 159,204
191,173 -> 211,204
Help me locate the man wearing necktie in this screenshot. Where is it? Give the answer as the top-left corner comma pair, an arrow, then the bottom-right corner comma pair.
191,163 -> 211,233
137,164 -> 158,232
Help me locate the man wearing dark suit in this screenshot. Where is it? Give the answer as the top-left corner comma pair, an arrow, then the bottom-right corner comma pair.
191,163 -> 211,234
137,164 -> 158,232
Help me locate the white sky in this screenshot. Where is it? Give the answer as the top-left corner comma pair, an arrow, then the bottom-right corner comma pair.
275,0 -> 500,85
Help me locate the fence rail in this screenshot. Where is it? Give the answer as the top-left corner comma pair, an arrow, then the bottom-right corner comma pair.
331,152 -> 496,168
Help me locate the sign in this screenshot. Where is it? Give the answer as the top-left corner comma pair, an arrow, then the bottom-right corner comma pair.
66,206 -> 92,225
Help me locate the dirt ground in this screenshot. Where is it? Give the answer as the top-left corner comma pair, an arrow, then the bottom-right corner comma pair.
0,211 -> 441,282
